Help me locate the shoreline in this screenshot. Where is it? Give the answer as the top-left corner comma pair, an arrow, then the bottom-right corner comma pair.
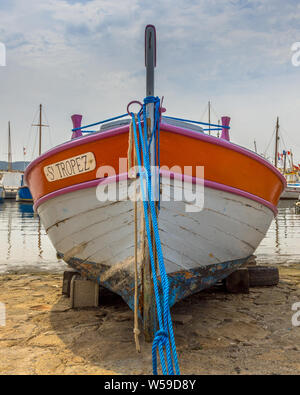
0,265 -> 299,375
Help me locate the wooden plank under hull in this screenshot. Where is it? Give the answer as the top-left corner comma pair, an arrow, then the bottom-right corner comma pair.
37,176 -> 273,309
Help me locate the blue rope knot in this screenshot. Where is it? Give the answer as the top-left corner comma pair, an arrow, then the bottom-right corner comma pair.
144,96 -> 160,105
152,330 -> 169,375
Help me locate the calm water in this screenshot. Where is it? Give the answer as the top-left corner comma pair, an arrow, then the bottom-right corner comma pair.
0,199 -> 299,274
256,200 -> 300,265
0,200 -> 66,273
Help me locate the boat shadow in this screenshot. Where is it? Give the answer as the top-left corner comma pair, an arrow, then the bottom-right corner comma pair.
49,283 -> 234,374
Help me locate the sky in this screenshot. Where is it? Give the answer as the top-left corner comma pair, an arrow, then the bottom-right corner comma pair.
1,0 -> 300,164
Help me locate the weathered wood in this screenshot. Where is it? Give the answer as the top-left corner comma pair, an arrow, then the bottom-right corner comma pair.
225,268 -> 249,294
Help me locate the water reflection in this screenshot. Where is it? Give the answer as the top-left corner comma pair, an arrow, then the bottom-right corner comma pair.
0,200 -> 67,273
0,198 -> 299,274
256,200 -> 300,265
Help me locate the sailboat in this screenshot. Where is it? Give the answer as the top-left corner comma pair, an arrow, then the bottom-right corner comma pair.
0,122 -> 23,199
17,104 -> 48,202
25,26 -> 285,338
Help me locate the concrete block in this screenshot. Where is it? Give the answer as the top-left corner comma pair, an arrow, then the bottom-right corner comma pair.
225,268 -> 249,294
70,276 -> 100,308
62,269 -> 79,297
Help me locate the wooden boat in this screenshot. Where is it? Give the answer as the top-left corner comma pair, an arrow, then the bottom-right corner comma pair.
16,176 -> 33,202
1,171 -> 22,199
25,27 -> 285,317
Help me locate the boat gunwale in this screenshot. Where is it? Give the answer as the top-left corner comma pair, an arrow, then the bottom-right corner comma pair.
34,170 -> 278,215
24,121 -> 287,189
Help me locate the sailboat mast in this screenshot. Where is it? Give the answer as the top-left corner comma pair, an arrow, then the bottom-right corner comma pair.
254,139 -> 257,153
39,104 -> 42,156
33,104 -> 49,157
8,121 -> 12,171
274,116 -> 279,168
208,101 -> 211,135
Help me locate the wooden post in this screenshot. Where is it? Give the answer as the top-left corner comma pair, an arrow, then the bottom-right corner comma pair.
143,24 -> 157,342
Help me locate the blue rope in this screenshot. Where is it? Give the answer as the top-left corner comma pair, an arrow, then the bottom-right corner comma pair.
131,96 -> 180,376
163,115 -> 230,130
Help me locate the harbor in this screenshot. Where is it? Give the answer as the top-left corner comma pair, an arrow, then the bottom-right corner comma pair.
0,200 -> 299,374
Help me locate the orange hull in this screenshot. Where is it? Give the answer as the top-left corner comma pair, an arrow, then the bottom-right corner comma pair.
25,122 -> 285,210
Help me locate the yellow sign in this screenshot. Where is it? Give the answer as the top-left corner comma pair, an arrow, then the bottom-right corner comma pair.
44,152 -> 96,182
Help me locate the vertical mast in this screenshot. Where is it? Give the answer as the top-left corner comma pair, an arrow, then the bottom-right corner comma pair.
8,121 -> 12,171
290,149 -> 294,170
39,104 -> 42,156
208,101 -> 211,135
275,116 -> 279,168
143,24 -> 157,342
33,104 -> 49,157
254,139 -> 257,153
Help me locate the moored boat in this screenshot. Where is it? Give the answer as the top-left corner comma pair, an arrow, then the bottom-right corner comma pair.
25,26 -> 285,334
281,183 -> 300,199
1,171 -> 23,199
0,185 -> 4,201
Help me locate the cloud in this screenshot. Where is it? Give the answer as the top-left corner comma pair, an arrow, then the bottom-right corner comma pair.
0,0 -> 300,161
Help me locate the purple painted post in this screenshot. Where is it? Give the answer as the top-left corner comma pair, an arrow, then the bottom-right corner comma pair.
220,116 -> 231,141
71,114 -> 83,139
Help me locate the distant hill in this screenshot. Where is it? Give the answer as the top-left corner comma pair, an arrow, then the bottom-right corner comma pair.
0,161 -> 30,171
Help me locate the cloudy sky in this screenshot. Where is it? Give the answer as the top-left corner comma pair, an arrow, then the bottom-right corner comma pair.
1,0 -> 300,164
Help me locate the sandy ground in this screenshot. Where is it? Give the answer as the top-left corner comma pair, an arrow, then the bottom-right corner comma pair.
0,265 -> 299,375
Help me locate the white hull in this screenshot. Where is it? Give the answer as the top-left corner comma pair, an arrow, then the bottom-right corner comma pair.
37,177 -> 273,300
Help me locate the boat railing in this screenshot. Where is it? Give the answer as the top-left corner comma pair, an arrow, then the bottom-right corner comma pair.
71,108 -> 231,141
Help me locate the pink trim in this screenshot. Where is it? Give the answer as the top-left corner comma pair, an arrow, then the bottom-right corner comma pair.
34,173 -> 129,211
25,118 -> 286,189
160,122 -> 287,188
34,171 -> 277,215
71,114 -> 83,139
221,116 -> 230,141
160,170 -> 277,215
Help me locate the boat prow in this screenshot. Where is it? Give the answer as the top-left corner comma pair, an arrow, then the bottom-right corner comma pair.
25,116 -> 285,309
